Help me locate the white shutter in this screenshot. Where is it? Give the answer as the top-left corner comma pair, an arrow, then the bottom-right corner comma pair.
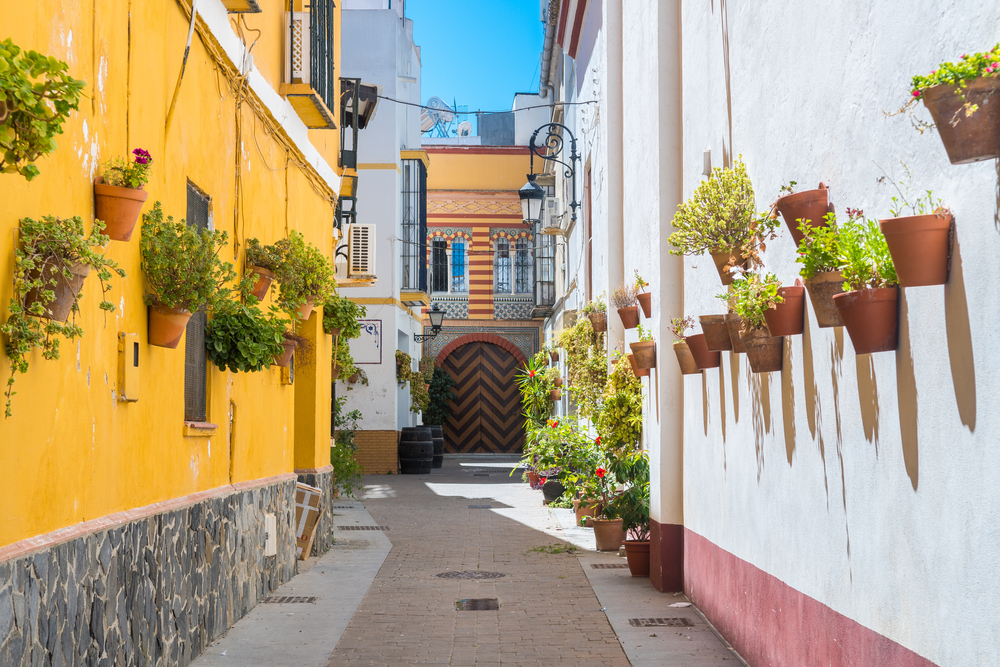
348,224 -> 376,277
285,11 -> 310,84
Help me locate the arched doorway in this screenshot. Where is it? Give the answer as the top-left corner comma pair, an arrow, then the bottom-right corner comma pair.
440,341 -> 524,454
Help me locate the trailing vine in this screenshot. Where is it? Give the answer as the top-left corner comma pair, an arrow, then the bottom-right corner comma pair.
556,316 -> 607,419
594,352 -> 643,451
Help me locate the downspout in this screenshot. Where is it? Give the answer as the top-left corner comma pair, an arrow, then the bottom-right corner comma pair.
539,0 -> 560,95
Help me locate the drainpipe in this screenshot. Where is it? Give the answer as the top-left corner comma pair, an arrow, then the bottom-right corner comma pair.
539,0 -> 560,95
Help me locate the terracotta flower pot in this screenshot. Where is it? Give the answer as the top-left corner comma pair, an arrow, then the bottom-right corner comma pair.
774,183 -> 831,246
628,353 -> 650,378
526,471 -> 540,488
327,326 -> 342,337
331,362 -> 341,380
424,383 -> 430,392
833,287 -> 899,354
554,377 -> 563,387
686,333 -> 720,370
249,266 -> 276,300
592,518 -> 626,552
297,297 -> 316,321
672,341 -> 700,375
724,313 -> 746,353
348,372 -> 360,384
740,328 -> 783,373
629,340 -> 656,369
921,77 -> 1000,164
273,336 -> 298,367
588,311 -> 607,333
24,261 -> 90,322
623,541 -> 651,577
879,212 -> 953,287
94,183 -> 148,242
148,304 -> 193,349
573,499 -> 602,527
804,271 -> 846,328
699,315 -> 732,351
637,292 -> 652,318
710,248 -> 749,285
618,306 -> 639,329
763,285 -> 805,336
549,350 -> 560,363
549,389 -> 562,401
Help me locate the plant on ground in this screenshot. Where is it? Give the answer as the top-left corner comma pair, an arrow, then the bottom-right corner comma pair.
0,39 -> 86,180
204,296 -> 285,373
274,230 -> 336,324
594,352 -> 642,450
724,273 -> 783,334
423,367 -> 457,425
907,45 -> 1000,121
331,396 -> 365,498
322,293 -> 366,337
139,201 -> 236,312
669,316 -> 695,341
795,212 -> 843,280
610,449 -> 650,541
837,216 -> 897,292
611,285 -> 637,309
522,416 -> 600,496
2,216 -> 124,417
556,315 -> 607,420
516,352 -> 556,436
101,148 -> 152,189
245,238 -> 284,272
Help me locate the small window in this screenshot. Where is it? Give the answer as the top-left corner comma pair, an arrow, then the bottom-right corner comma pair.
451,239 -> 468,293
494,238 -> 511,293
184,183 -> 210,423
430,238 -> 448,293
515,238 -> 532,294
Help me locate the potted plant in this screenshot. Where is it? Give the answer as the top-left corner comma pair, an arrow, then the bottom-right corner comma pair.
629,324 -> 656,370
907,45 -> 1000,164
594,353 -> 643,451
669,157 -> 779,285
796,212 -> 847,328
612,450 -> 650,577
244,238 -> 284,301
833,217 -> 899,354
95,149 -> 153,241
516,354 -> 556,434
612,285 -> 639,329
773,180 -> 832,245
322,294 -> 366,337
698,314 -> 732,352
139,202 -> 236,348
876,168 -> 952,287
0,39 -> 86,181
274,230 -> 336,323
763,278 -> 806,336
728,272 -> 784,373
331,396 -> 366,498
634,271 -> 651,318
582,294 -> 607,333
687,332 -> 720,371
724,313 -> 746,353
548,345 -> 560,363
204,290 -> 285,373
331,337 -> 357,377
2,216 -> 124,417
627,353 -> 649,378
670,316 -> 700,375
584,460 -> 626,552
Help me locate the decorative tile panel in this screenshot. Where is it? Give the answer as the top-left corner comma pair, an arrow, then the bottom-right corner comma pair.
423,325 -> 539,362
493,297 -> 534,320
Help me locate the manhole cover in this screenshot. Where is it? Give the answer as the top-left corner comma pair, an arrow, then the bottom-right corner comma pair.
628,618 -> 694,627
591,563 -> 629,569
436,571 -> 508,580
337,525 -> 389,531
262,596 -> 317,604
468,504 -> 493,509
456,598 -> 499,611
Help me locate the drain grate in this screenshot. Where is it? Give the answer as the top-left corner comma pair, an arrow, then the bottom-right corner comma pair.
473,473 -> 490,477
591,563 -> 629,569
436,571 -> 508,580
628,617 -> 694,628
331,505 -> 358,509
337,525 -> 389,531
456,598 -> 500,611
468,504 -> 493,509
262,596 -> 317,604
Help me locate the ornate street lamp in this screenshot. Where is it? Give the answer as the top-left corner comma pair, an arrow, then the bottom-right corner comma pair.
518,175 -> 545,224
518,122 -> 581,224
414,303 -> 446,342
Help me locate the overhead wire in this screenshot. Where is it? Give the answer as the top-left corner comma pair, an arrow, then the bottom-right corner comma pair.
375,94 -> 597,116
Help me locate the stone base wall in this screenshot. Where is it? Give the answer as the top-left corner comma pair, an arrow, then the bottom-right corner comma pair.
294,467 -> 335,558
0,476 -> 297,667
352,430 -> 399,474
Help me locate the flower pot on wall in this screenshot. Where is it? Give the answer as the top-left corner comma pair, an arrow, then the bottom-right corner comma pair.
628,353 -> 650,378
249,266 -> 276,300
629,340 -> 656,369
592,518 -> 626,552
549,389 -> 562,401
724,314 -> 746,353
554,377 -> 563,387
588,311 -> 607,333
24,262 -> 90,322
686,333 -> 720,370
297,297 -> 316,321
618,306 -> 640,329
637,292 -> 652,318
672,341 -> 700,375
879,212 -> 953,287
774,183 -> 830,245
348,372 -> 360,384
698,315 -> 732,351
922,78 -> 1000,164
833,288 -> 899,354
273,336 -> 298,367
623,541 -> 651,577
804,271 -> 846,328
740,329 -> 783,373
549,350 -> 560,363
331,362 -> 341,381
763,284 -> 805,336
147,304 -> 193,349
94,183 -> 148,242
710,249 -> 749,286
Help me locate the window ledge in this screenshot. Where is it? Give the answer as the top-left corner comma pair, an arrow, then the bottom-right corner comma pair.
183,422 -> 219,437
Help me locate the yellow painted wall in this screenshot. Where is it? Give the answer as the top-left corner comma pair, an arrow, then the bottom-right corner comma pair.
425,148 -> 531,191
0,0 -> 339,547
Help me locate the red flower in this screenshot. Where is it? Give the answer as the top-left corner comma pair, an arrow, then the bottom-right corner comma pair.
595,436 -> 601,445
540,477 -> 547,485
528,369 -> 536,378
551,420 -> 558,428
912,90 -> 921,98
595,467 -> 606,478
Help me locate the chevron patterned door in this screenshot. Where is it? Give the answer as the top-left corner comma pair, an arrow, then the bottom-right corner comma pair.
441,342 -> 524,454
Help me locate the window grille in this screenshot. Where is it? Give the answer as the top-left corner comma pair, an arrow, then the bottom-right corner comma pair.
514,238 -> 532,294
401,159 -> 427,291
535,233 -> 555,307
451,240 -> 468,293
494,238 -> 511,293
309,0 -> 336,112
184,183 -> 210,422
431,238 -> 448,293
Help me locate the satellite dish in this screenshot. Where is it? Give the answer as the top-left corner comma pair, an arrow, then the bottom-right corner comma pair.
426,97 -> 455,124
457,121 -> 473,137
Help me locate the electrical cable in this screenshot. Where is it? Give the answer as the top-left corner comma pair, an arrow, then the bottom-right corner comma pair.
375,94 -> 597,116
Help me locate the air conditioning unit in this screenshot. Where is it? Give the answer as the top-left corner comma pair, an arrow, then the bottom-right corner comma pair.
543,200 -> 564,234
348,224 -> 375,277
284,10 -> 310,84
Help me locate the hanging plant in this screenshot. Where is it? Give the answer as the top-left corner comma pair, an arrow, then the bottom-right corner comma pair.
581,293 -> 607,332
556,315 -> 607,419
244,238 -> 284,300
204,297 -> 285,373
726,273 -> 784,373
2,216 -> 124,417
322,293 -> 366,337
594,352 -> 642,451
274,231 -> 335,325
95,149 -> 153,241
795,211 -> 847,328
629,324 -> 656,370
333,336 -> 358,379
395,349 -> 412,384
611,284 -> 639,329
0,39 -> 86,181
634,271 -> 652,318
669,316 -> 700,375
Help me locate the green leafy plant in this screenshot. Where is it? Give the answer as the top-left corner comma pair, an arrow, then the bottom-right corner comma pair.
322,293 -> 366,337
908,45 -> 1000,119
101,149 -> 152,189
635,324 -> 653,342
0,39 -> 86,180
875,161 -> 945,218
556,315 -> 607,419
139,202 -> 236,312
669,157 -> 779,268
609,449 -> 650,541
611,285 -> 637,309
423,366 -> 456,425
594,352 -> 642,450
516,352 -> 556,434
795,212 -> 843,280
331,396 -> 365,498
274,231 -> 335,322
409,377 -> 430,414
245,238 -> 284,272
204,297 -> 285,373
779,180 -> 798,196
334,337 -> 358,379
634,271 -> 648,292
2,216 -> 124,417
581,293 -> 606,315
520,416 -> 600,497
669,316 -> 695,341
724,273 -> 783,333
395,350 -> 412,384
837,216 -> 898,292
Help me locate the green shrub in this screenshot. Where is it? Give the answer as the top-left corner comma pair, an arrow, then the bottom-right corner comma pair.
723,272 -> 783,333
331,396 -> 365,497
424,367 -> 456,425
245,238 -> 284,272
274,231 -> 335,321
205,300 -> 285,373
322,293 -> 367,337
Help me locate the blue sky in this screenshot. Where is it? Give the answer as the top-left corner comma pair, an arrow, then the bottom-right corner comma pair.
407,0 -> 543,118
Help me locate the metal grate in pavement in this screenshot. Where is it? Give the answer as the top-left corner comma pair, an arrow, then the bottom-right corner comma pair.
591,563 -> 629,569
468,504 -> 493,509
456,598 -> 500,611
473,473 -> 490,477
332,505 -> 359,509
262,596 -> 317,604
628,618 -> 694,627
436,571 -> 508,580
337,525 -> 389,531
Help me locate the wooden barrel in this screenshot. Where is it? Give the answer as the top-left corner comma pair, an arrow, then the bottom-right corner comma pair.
399,427 -> 433,474
428,424 -> 445,468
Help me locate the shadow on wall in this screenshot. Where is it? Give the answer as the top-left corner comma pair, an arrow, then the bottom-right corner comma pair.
750,370 -> 772,481
730,350 -> 741,424
781,338 -> 796,465
855,355 -> 880,451
945,233 -> 976,432
896,292 -> 919,491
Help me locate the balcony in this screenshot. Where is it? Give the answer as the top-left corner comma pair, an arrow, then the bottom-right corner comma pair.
281,1 -> 337,130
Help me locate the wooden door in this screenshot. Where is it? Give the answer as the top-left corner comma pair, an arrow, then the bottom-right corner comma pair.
441,342 -> 524,454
